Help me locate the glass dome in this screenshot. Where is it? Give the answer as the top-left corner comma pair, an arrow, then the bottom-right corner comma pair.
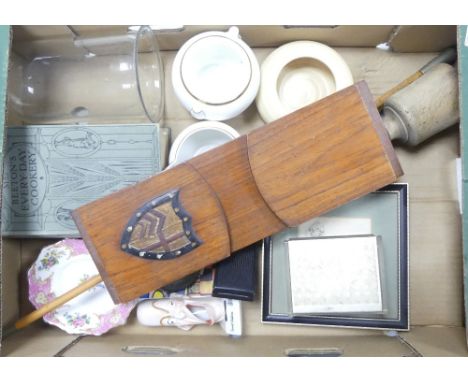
9,26 -> 164,125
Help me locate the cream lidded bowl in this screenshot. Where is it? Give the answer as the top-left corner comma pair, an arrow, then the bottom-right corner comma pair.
256,41 -> 354,123
172,26 -> 260,121
169,121 -> 240,166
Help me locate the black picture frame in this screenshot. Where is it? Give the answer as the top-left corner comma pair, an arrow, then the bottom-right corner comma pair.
262,183 -> 409,330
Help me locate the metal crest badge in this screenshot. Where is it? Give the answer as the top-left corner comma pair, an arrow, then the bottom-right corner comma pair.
120,189 -> 202,260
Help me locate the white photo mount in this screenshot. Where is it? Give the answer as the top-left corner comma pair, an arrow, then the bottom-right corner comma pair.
287,235 -> 384,315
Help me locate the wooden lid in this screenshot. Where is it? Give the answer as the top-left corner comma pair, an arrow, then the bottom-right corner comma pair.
247,81 -> 403,226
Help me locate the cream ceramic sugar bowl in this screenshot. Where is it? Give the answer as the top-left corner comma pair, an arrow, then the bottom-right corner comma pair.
172,26 -> 260,121
168,121 -> 240,166
256,41 -> 354,123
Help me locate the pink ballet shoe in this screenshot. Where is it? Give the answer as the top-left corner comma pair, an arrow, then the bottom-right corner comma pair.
136,297 -> 226,331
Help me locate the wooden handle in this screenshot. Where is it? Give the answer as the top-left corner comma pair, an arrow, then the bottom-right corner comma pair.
14,274 -> 102,330
375,47 -> 457,110
375,71 -> 423,109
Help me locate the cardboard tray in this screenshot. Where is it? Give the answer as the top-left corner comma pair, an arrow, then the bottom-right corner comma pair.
1,25 -> 467,356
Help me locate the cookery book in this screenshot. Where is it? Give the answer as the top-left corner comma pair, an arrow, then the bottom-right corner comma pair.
2,124 -> 168,237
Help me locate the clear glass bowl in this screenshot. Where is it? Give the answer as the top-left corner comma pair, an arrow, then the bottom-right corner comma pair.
9,26 -> 164,124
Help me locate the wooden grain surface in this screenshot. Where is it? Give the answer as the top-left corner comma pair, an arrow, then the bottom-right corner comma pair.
73,163 -> 231,303
190,136 -> 286,251
375,71 -> 423,108
248,81 -> 403,226
73,81 -> 402,303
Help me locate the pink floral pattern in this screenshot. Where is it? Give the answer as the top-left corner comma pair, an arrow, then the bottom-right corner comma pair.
64,312 -> 91,327
28,239 -> 137,336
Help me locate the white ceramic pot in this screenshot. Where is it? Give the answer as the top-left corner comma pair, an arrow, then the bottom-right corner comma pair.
172,26 -> 260,121
169,121 -> 240,166
256,41 -> 354,123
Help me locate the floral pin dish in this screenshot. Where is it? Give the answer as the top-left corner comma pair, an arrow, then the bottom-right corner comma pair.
28,239 -> 137,335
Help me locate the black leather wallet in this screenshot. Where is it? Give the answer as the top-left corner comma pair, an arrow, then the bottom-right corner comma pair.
212,241 -> 259,301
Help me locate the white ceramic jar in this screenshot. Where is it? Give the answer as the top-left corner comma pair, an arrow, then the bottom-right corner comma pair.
172,27 -> 260,121
256,41 -> 354,123
169,121 -> 240,166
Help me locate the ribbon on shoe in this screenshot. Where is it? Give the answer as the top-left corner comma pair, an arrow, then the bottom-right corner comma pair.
136,297 -> 225,330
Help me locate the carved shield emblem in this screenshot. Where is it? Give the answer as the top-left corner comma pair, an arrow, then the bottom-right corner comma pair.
120,189 -> 202,260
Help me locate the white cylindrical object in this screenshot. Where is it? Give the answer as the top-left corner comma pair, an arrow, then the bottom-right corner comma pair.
383,63 -> 459,146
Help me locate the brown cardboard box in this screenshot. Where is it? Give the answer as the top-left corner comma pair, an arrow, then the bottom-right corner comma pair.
1,25 -> 466,356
